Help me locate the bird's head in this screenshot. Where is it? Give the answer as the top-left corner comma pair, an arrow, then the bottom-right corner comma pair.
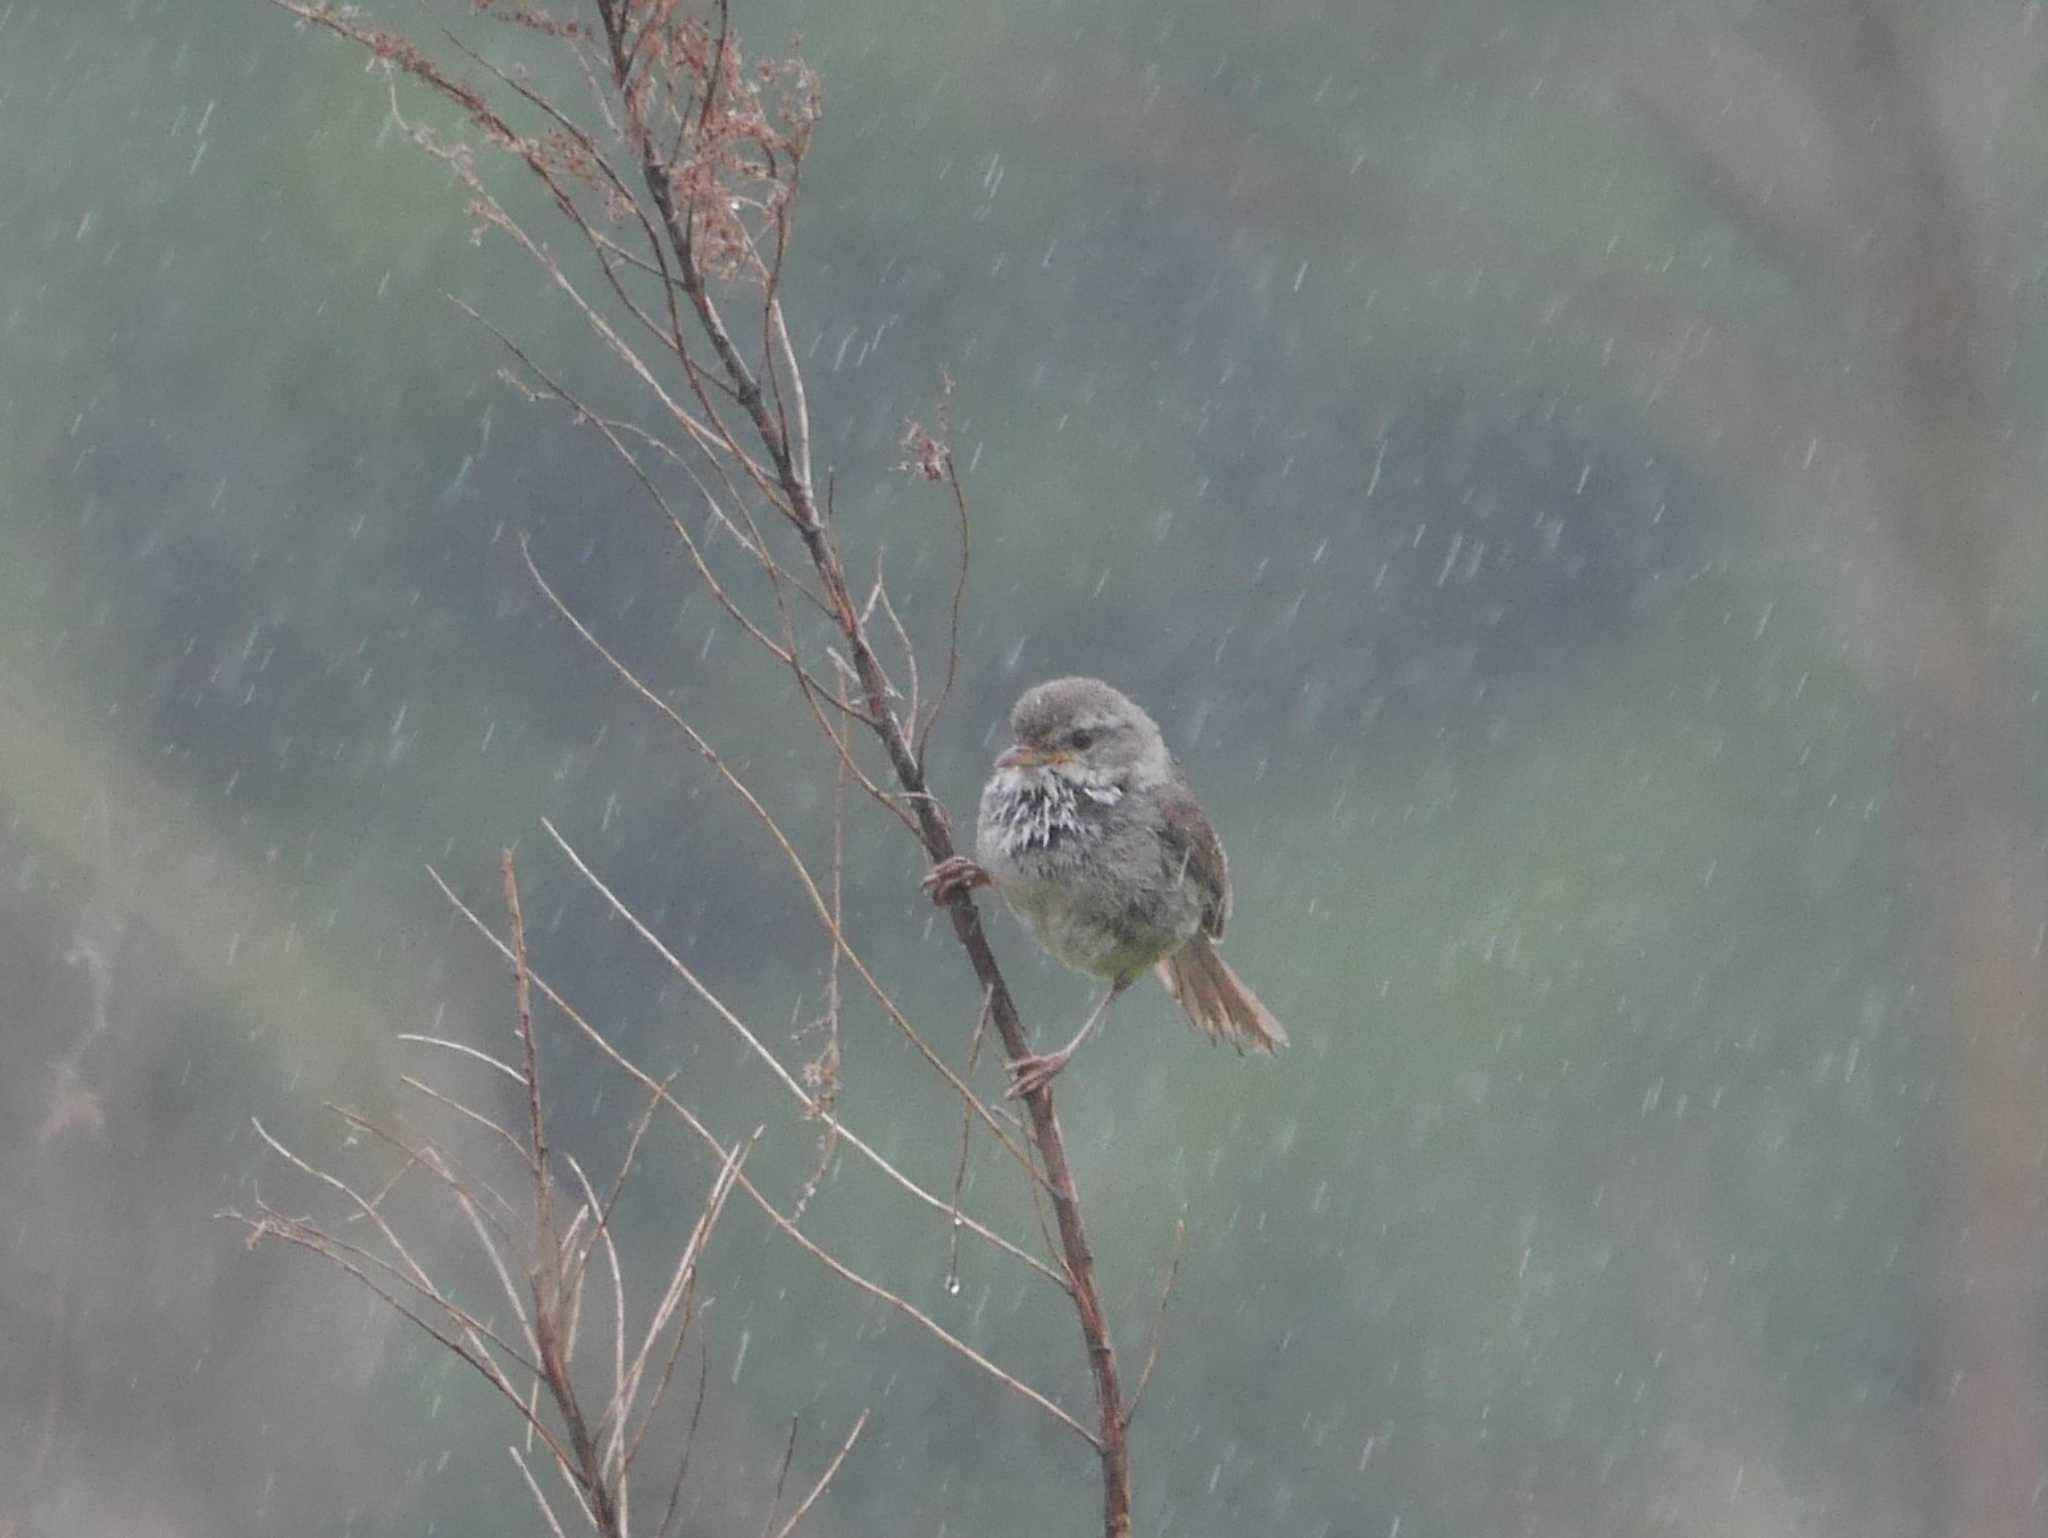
995,677 -> 1170,789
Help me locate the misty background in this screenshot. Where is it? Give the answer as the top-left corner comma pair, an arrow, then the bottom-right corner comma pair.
5,1 -> 2046,1535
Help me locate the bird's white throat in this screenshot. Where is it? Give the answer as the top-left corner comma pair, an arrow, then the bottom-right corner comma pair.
989,766 -> 1123,856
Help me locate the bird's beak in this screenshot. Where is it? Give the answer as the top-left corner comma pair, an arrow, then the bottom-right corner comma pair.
995,744 -> 1069,770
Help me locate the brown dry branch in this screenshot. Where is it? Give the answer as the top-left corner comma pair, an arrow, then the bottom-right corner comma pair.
262,3 -> 1165,1532
1122,1215 -> 1186,1432
229,855 -> 868,1538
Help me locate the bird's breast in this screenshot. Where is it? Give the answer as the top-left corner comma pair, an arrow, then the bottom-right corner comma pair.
979,770 -> 1121,861
976,771 -> 1198,983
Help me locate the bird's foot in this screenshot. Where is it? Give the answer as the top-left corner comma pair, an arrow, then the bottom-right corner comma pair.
1005,1046 -> 1075,1100
921,855 -> 992,905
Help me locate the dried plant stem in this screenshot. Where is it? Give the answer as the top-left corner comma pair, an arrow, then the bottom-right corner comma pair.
508,854 -> 618,1537
770,1409 -> 871,1538
266,3 -> 1149,1528
234,849 -> 870,1537
1124,1216 -> 1187,1429
585,0 -> 1139,1513
605,15 -> 1137,1502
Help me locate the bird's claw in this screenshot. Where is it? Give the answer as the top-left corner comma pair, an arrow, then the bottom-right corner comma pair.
1005,1047 -> 1073,1100
922,855 -> 992,905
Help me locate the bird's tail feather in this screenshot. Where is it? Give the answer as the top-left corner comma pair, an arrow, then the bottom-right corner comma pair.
1156,935 -> 1289,1055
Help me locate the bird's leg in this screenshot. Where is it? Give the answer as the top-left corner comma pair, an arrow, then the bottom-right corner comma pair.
1007,979 -> 1129,1099
921,854 -> 993,904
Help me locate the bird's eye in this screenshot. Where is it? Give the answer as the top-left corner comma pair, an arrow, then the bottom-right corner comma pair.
1070,730 -> 1095,751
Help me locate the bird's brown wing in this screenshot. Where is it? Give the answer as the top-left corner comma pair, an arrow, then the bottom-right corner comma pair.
1156,775 -> 1231,938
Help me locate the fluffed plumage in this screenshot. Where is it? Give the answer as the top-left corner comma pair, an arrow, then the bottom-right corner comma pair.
972,676 -> 1288,1060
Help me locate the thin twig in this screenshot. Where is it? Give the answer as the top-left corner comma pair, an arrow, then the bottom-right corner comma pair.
622,1278 -> 701,1481
769,1409 -> 871,1538
503,851 -> 620,1537
560,1153 -> 629,1489
1124,1215 -> 1188,1429
761,1417 -> 800,1538
945,984 -> 994,1292
509,1442 -> 574,1538
400,1073 -> 533,1171
504,854 -> 547,1188
791,725 -> 849,1225
397,1032 -> 524,1081
568,1072 -> 674,1308
617,1137 -> 750,1465
916,446 -> 973,764
654,1339 -> 712,1538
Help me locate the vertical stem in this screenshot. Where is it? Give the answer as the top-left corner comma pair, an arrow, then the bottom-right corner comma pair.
505,851 -> 621,1536
590,10 -> 1133,1525
812,516 -> 1136,1536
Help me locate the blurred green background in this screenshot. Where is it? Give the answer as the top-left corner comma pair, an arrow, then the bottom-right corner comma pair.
5,2 -> 2045,1535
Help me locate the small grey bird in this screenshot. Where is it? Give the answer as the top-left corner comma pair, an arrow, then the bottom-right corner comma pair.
923,676 -> 1287,1095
